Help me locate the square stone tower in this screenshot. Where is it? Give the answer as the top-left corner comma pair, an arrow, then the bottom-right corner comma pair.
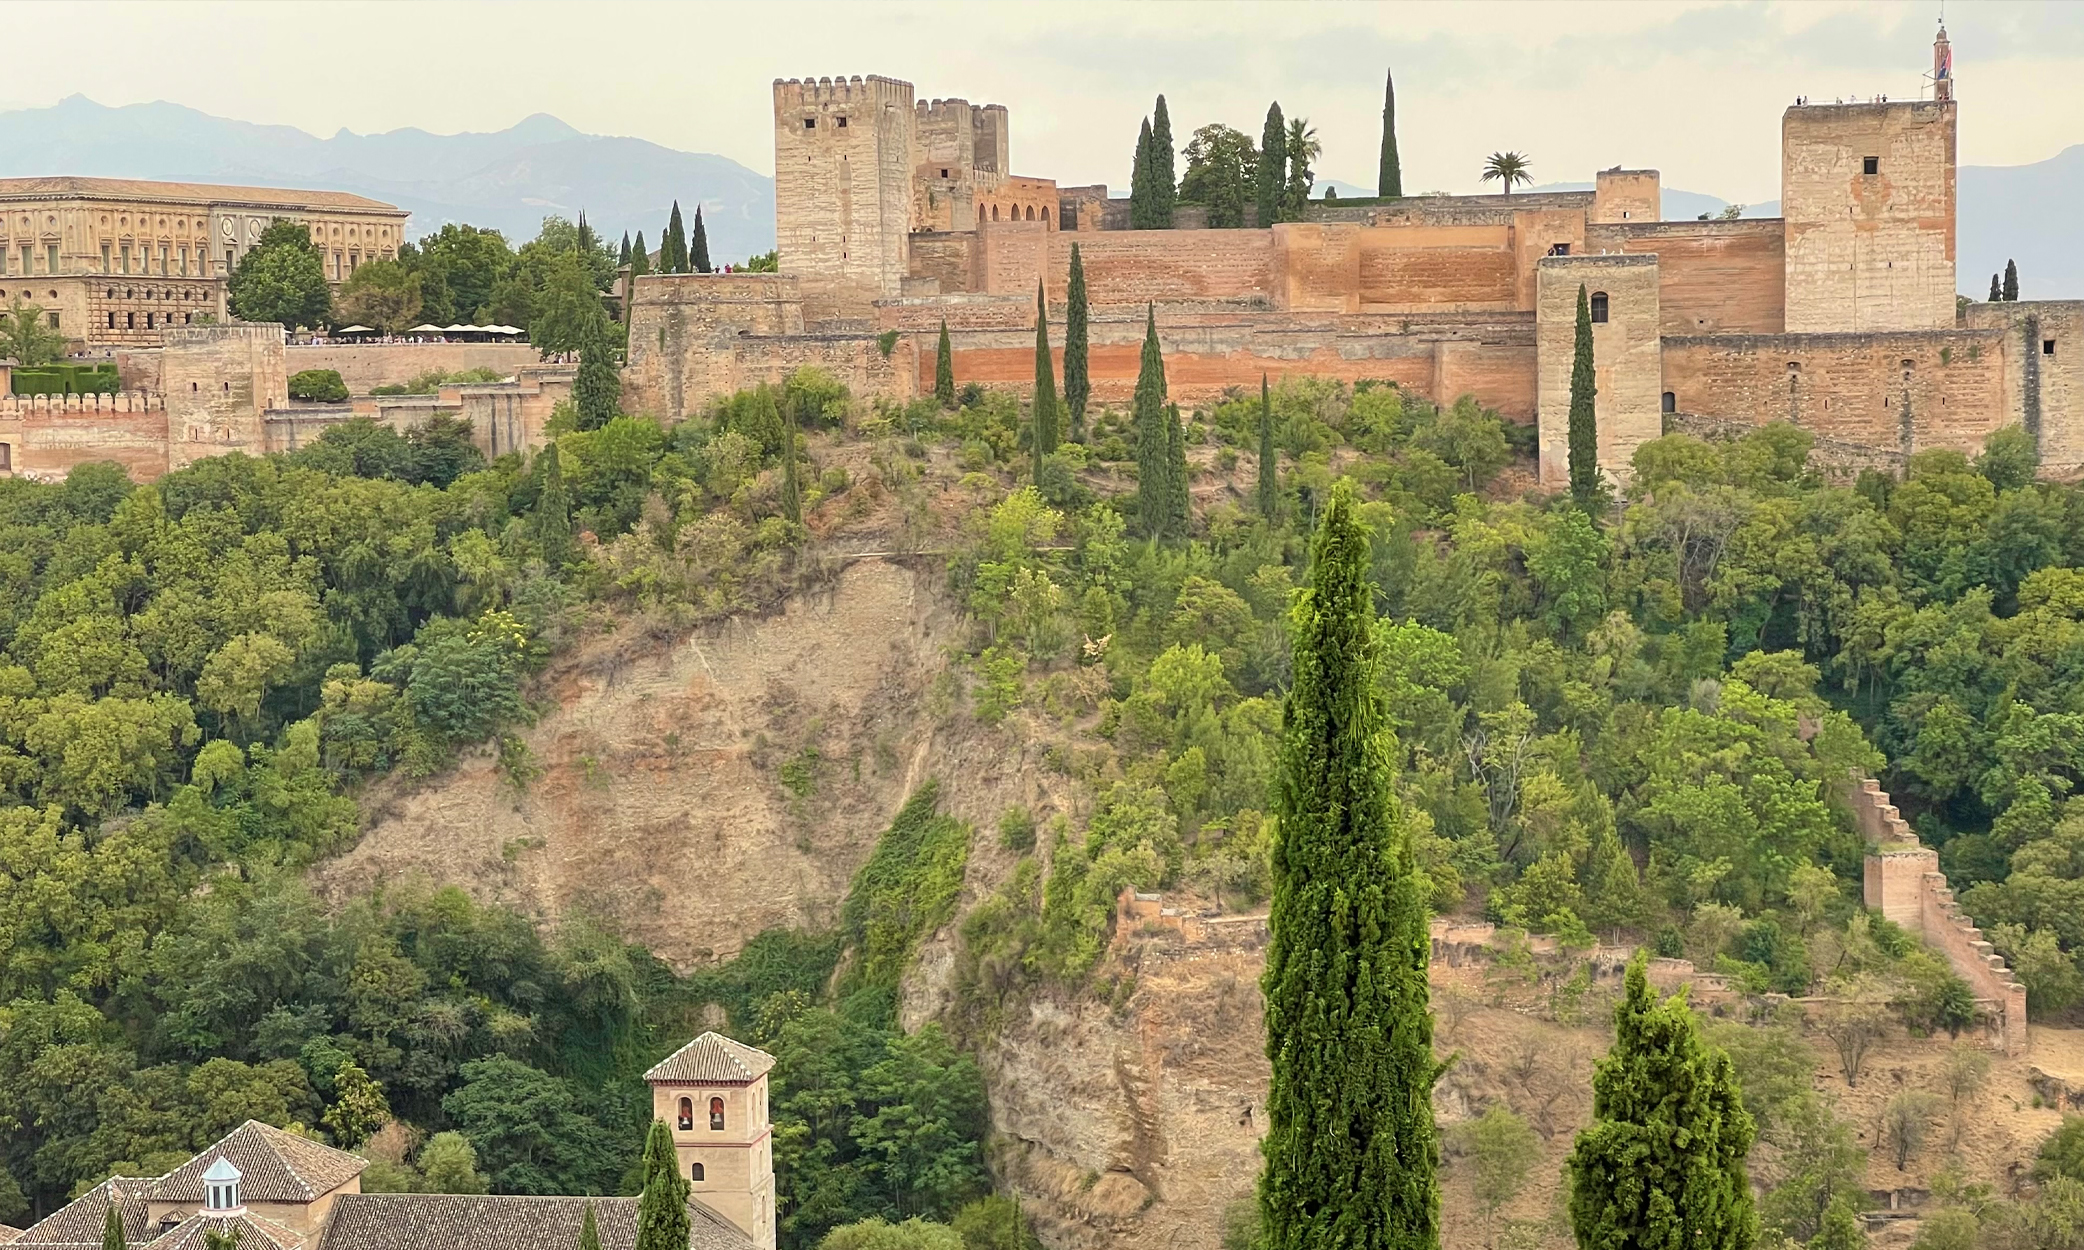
161,323 -> 287,470
645,1032 -> 776,1250
774,75 -> 916,326
1536,254 -> 1663,487
1782,99 -> 1957,332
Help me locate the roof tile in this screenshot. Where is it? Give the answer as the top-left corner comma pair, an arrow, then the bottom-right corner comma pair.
316,1194 -> 751,1250
0,177 -> 403,215
12,1179 -> 153,1250
150,1123 -> 366,1205
644,1033 -> 776,1084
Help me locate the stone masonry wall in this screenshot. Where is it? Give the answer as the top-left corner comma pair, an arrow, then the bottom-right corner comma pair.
623,274 -> 809,422
1660,329 -> 2009,469
285,343 -> 539,393
0,391 -> 168,481
774,75 -> 917,323
161,323 -> 287,470
1537,254 -> 1662,486
1589,219 -> 1787,335
1853,778 -> 2029,1054
1964,301 -> 2084,477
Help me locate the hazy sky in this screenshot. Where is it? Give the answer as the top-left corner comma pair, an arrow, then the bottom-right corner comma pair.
9,1 -> 2083,203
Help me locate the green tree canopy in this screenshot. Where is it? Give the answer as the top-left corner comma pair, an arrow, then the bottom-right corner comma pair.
228,220 -> 332,329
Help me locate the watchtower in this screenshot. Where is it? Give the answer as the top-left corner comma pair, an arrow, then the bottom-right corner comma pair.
773,75 -> 916,326
645,1032 -> 777,1250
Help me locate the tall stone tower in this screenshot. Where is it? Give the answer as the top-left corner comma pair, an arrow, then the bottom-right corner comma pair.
1781,92 -> 1957,333
161,323 -> 288,470
645,1032 -> 777,1250
773,75 -> 916,326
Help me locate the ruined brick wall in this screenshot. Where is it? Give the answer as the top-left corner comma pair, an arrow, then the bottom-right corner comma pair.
977,176 -> 1060,231
977,226 -> 1278,306
1660,329 -> 2008,469
905,234 -> 976,296
1853,779 -> 2028,1054
1537,255 -> 1662,485
0,391 -> 168,480
1591,169 -> 1661,224
774,75 -> 915,323
1782,101 -> 1957,333
285,343 -> 538,393
1964,301 -> 2084,477
623,274 -> 808,422
1589,219 -> 1786,335
162,323 -> 286,470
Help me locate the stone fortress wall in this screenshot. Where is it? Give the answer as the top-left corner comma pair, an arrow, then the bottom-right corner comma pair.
627,30 -> 2083,487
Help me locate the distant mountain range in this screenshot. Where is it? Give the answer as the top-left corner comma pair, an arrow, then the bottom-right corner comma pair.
4,96 -> 2076,299
0,95 -> 777,263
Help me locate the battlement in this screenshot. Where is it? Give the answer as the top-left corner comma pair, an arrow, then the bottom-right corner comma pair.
161,322 -> 286,348
773,74 -> 912,108
0,389 -> 162,416
1854,778 -> 2030,1053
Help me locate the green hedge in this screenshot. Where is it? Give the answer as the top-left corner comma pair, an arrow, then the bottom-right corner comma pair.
11,363 -> 119,395
288,368 -> 349,403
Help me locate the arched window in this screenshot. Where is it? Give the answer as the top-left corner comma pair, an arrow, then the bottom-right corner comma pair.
991,205 -> 999,221
1589,292 -> 1609,323
710,1097 -> 726,1131
678,1098 -> 694,1131
691,1162 -> 706,1182
1041,206 -> 1050,225
1024,205 -> 1035,221
1661,391 -> 1676,414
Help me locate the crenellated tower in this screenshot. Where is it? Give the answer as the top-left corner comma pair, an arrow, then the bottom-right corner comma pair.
773,75 -> 916,326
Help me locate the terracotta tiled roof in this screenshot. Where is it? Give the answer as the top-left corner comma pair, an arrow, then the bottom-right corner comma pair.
11,1178 -> 153,1250
316,1194 -> 752,1250
144,1212 -> 307,1250
644,1033 -> 776,1084
149,1123 -> 366,1205
0,177 -> 403,215
2,1224 -> 28,1244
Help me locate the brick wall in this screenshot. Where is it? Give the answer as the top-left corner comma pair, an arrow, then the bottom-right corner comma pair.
1964,301 -> 2084,476
1661,329 -> 2008,468
1853,779 -> 2028,1054
1783,101 -> 1957,333
1591,169 -> 1661,224
1537,255 -> 1662,485
285,343 -> 538,393
906,233 -> 975,296
0,391 -> 168,481
162,324 -> 286,470
1589,219 -> 1786,335
774,75 -> 917,323
624,273 -> 809,421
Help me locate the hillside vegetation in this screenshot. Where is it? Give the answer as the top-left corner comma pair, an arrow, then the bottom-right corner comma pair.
10,366 -> 2084,1247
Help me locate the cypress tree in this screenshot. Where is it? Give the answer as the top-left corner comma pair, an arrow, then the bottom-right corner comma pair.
1064,244 -> 1090,440
1378,69 -> 1403,198
1257,374 -> 1278,520
1567,283 -> 1601,511
534,443 -> 573,567
1257,103 -> 1287,228
577,1202 -> 601,1250
692,205 -> 712,274
779,385 -> 802,524
1989,273 -> 2003,302
2004,258 -> 2020,302
103,1199 -> 125,1250
574,317 -> 620,430
634,1120 -> 690,1250
935,319 -> 956,408
1032,281 -> 1060,480
1132,304 -> 1171,537
1566,957 -> 1758,1250
663,202 -> 687,274
933,320 -> 954,408
1260,479 -> 1439,1250
618,232 -> 631,267
1164,401 -> 1190,532
630,231 -> 650,278
1150,94 -> 1177,228
1130,118 -> 1155,229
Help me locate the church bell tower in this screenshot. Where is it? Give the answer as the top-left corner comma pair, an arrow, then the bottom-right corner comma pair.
645,1032 -> 777,1250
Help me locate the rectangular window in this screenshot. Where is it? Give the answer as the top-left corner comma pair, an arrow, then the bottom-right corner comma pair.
225,248 -> 235,273
1863,156 -> 1879,175
101,242 -> 111,272
159,245 -> 168,274
837,117 -> 847,128
47,244 -> 57,274
804,118 -> 816,128
2048,340 -> 2059,356
120,244 -> 130,275
46,312 -> 57,330
0,442 -> 10,471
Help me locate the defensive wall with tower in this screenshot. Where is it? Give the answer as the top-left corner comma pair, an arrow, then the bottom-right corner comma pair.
625,29 -> 2084,486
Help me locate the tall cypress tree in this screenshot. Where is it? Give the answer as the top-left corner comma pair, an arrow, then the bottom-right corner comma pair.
1064,244 -> 1090,440
1989,273 -> 2003,302
102,1200 -> 125,1250
618,232 -> 631,267
577,1202 -> 602,1250
574,317 -> 620,430
1260,479 -> 1439,1250
2004,258 -> 2020,301
1032,282 -> 1060,481
635,1120 -> 690,1250
1567,283 -> 1601,511
534,443 -> 573,567
663,202 -> 687,274
1130,118 -> 1155,229
1378,69 -> 1403,198
1132,304 -> 1171,537
779,385 -> 802,524
692,205 -> 712,274
1567,957 -> 1758,1250
1150,94 -> 1177,228
1164,400 -> 1190,532
1257,103 -> 1288,228
1257,374 -> 1278,520
935,319 -> 956,407
630,231 -> 650,277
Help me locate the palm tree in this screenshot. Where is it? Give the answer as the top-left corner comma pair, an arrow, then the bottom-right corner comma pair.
1286,117 -> 1322,170
1481,151 -> 1532,195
